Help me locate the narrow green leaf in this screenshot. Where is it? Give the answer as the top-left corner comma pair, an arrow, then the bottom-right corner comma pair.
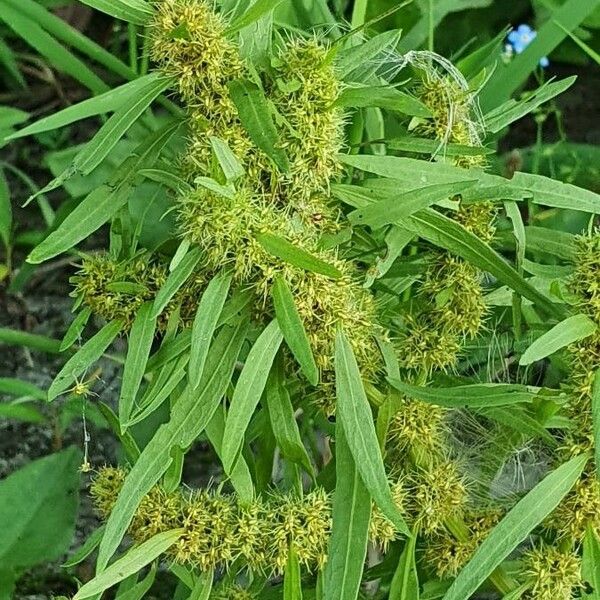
97,319 -> 248,570
222,320 -> 283,474
0,403 -> 45,424
228,79 -> 289,173
348,181 -> 477,229
151,247 -> 202,319
0,378 -> 46,401
337,30 -> 401,80
9,77 -> 157,140
78,0 -> 154,25
272,276 -> 319,385
335,85 -> 431,118
62,526 -> 105,568
583,526 -> 600,599
265,357 -> 314,477
335,329 -> 410,537
387,379 -> 549,407
519,314 -> 597,366
387,136 -> 493,157
97,402 -> 140,463
73,74 -> 173,177
189,273 -> 232,389
0,328 -> 62,353
48,320 -> 123,401
443,454 -> 588,600
284,547 -> 303,600
226,0 -> 284,34
75,530 -> 182,599
209,137 -> 245,182
389,531 -> 419,600
194,176 -> 235,199
256,233 -> 342,279
114,565 -> 156,600
28,121 -> 181,263
322,422 -> 371,600
187,569 -> 213,600
480,406 -> 556,446
60,308 -> 92,351
119,303 -> 157,428
404,208 -> 564,318
0,3 -> 108,94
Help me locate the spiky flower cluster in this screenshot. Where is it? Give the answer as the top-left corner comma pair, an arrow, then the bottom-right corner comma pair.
91,467 -> 331,575
522,545 -> 582,600
71,252 -> 204,329
145,0 -> 384,408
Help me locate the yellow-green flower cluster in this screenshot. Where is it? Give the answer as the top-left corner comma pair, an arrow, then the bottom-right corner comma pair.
91,467 -> 331,575
146,0 -> 383,406
522,545 -> 582,600
71,252 -> 204,330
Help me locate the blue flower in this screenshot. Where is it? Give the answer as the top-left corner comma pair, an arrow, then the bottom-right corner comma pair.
506,24 -> 549,68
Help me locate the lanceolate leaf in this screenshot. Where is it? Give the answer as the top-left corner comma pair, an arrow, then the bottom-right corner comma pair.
272,276 -> 319,385
335,329 -> 410,537
78,0 -> 154,25
222,320 -> 283,474
189,273 -> 232,389
443,454 -> 588,600
256,233 -> 342,279
119,302 -> 157,428
322,422 -> 371,600
519,314 -> 597,366
335,85 -> 432,117
28,121 -> 181,263
97,318 -> 248,571
75,530 -> 182,599
48,319 -> 123,401
209,137 -> 245,181
387,379 -> 550,407
389,531 -> 419,600
150,247 -> 202,319
592,371 -> 600,485
228,79 -> 289,172
348,181 -> 477,229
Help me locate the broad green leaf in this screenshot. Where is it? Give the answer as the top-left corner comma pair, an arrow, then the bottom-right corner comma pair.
210,137 -> 245,181
389,531 -> 419,600
97,318 -> 248,570
189,273 -> 232,389
348,181 -> 477,229
519,314 -> 597,366
443,454 -> 588,600
28,121 -> 181,263
323,422 -> 371,600
0,169 -> 11,249
226,0 -> 285,34
284,547 -> 303,600
222,320 -> 283,474
335,329 -> 410,536
387,380 -> 550,407
119,303 -> 157,427
484,77 -> 576,133
0,378 -> 46,401
72,74 -> 173,177
75,530 -> 182,599
151,247 -> 202,318
48,320 -> 123,401
256,233 -> 342,279
78,0 -> 154,25
265,357 -> 314,477
0,3 -> 108,94
592,372 -> 600,485
403,209 -> 564,318
583,526 -> 600,599
0,448 -> 80,570
8,77 -> 158,140
512,171 -> 600,214
228,79 -> 289,173
272,275 -> 319,385
60,307 -> 92,351
62,526 -> 106,568
335,85 -> 431,118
